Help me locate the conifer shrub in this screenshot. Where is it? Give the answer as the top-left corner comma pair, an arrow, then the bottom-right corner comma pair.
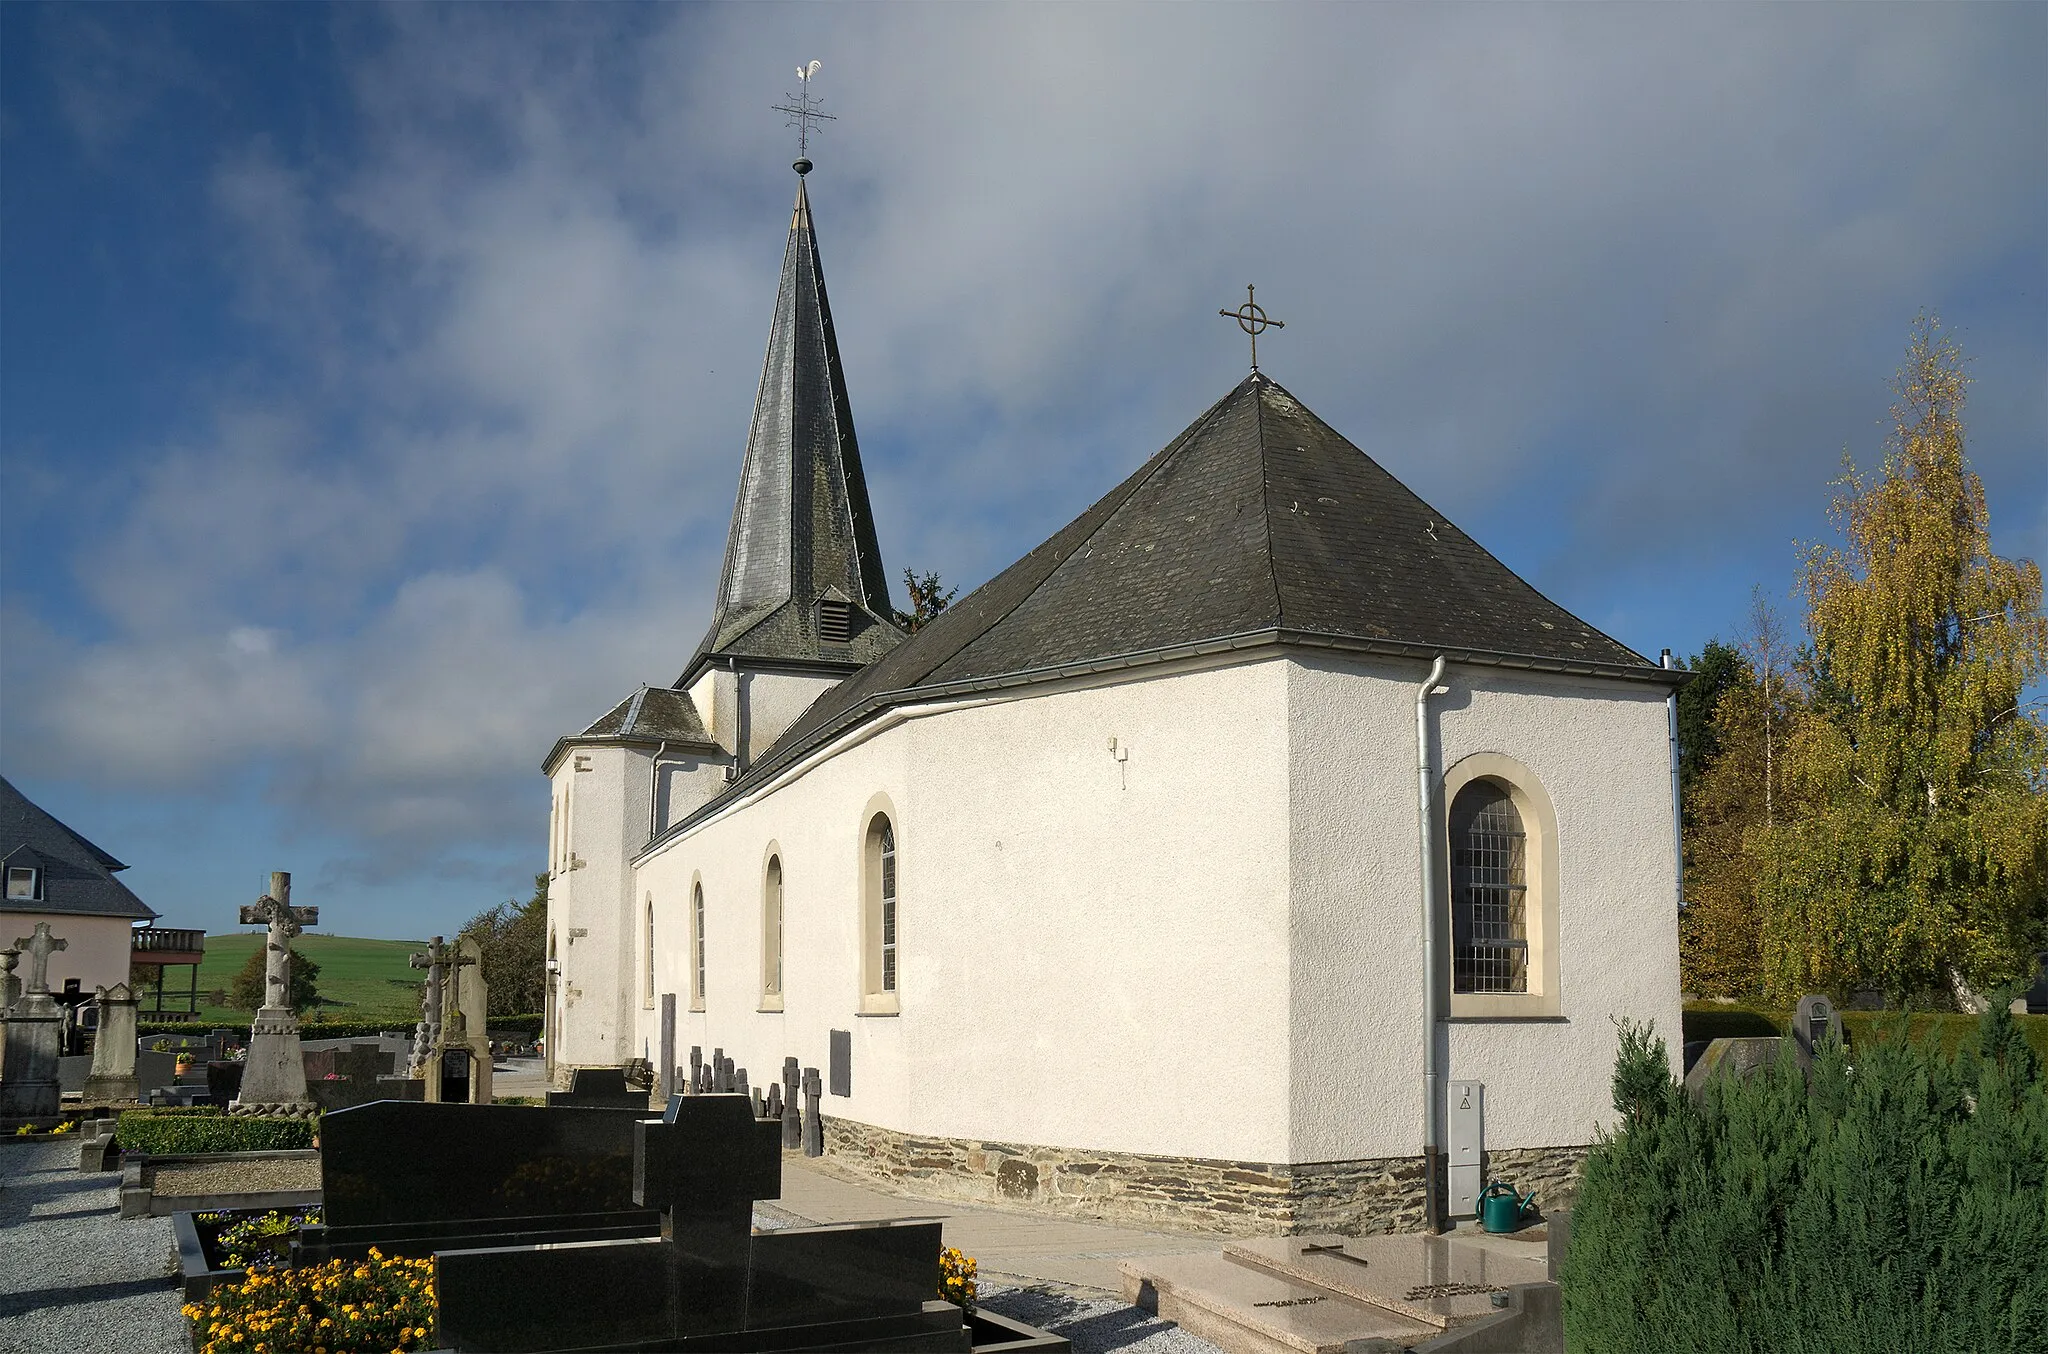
1562,1006 -> 2048,1353
117,1109 -> 317,1156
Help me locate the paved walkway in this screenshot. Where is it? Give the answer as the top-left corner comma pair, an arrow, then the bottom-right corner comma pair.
774,1156 -> 1215,1293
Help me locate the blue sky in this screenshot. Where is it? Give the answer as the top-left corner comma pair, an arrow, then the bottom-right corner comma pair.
3,4 -> 2042,943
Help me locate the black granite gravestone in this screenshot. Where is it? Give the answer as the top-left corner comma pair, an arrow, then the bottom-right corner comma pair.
546,1066 -> 649,1110
433,1095 -> 972,1353
296,1100 -> 660,1263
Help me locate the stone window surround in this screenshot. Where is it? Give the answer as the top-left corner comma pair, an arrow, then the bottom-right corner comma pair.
689,874 -> 707,1013
1441,752 -> 1561,1020
643,894 -> 656,1010
858,791 -> 900,1017
759,843 -> 785,1012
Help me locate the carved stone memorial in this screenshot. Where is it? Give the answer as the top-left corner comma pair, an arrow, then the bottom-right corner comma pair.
0,922 -> 67,1119
234,872 -> 318,1114
82,982 -> 140,1102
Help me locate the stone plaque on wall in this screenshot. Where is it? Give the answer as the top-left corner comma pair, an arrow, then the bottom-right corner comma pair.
828,1029 -> 851,1098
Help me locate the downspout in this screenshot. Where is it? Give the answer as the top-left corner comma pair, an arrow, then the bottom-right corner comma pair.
1662,650 -> 1683,913
1415,654 -> 1449,1235
647,741 -> 671,844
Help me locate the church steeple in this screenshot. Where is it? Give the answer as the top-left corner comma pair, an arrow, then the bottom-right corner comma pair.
680,167 -> 902,685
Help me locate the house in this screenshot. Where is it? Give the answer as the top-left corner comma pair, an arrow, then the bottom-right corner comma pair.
542,162 -> 1686,1233
2,774 -> 158,1001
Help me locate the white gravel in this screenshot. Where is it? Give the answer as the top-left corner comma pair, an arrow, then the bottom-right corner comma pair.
0,1140 -> 184,1354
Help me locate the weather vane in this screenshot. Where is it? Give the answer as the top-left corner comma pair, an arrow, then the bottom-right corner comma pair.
1219,284 -> 1284,373
772,60 -> 836,173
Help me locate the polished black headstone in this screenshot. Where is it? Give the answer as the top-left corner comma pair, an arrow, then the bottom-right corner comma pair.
321,1100 -> 654,1230
547,1065 -> 649,1109
634,1096 -> 780,1214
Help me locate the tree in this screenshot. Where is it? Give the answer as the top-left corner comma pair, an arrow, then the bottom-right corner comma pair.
1752,316 -> 2048,1007
460,872 -> 547,1017
228,948 -> 322,1013
899,568 -> 956,632
1675,638 -> 1746,806
1679,652 -> 1771,998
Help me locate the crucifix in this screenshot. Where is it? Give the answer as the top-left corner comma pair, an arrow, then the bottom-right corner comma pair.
11,921 -> 69,998
1219,284 -> 1285,373
771,59 -> 835,171
238,872 -> 317,1013
410,935 -> 449,1070
413,935 -> 477,1042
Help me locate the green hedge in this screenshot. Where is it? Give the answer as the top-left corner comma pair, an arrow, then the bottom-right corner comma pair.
1563,1008 -> 2048,1353
136,1013 -> 545,1040
117,1109 -> 317,1156
1683,1003 -> 2048,1061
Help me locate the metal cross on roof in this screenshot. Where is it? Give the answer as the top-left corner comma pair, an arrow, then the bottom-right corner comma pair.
1220,284 -> 1285,373
772,60 -> 836,169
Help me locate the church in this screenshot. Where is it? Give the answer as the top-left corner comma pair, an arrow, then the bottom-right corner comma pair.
542,157 -> 1685,1235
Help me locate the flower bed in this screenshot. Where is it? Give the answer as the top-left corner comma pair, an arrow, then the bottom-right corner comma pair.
182,1246 -> 436,1354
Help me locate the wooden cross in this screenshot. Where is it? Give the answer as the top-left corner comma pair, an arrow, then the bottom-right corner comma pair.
11,921 -> 69,996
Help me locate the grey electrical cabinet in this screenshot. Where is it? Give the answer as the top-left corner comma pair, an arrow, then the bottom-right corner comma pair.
1447,1079 -> 1485,1218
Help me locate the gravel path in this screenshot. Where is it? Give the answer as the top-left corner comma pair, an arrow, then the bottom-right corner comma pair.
978,1281 -> 1227,1354
0,1140 -> 184,1354
153,1158 -> 320,1197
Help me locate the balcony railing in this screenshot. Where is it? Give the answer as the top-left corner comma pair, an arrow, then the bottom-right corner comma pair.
131,927 -> 206,957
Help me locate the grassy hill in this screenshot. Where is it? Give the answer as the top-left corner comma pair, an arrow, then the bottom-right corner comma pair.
177,932 -> 427,1024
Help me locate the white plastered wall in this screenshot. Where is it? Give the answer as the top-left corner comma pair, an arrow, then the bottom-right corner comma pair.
1286,654 -> 1681,1164
634,657 -> 1295,1163
547,744 -> 653,1069
3,912 -> 133,996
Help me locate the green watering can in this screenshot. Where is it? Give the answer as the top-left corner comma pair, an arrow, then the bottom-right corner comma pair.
1479,1180 -> 1537,1234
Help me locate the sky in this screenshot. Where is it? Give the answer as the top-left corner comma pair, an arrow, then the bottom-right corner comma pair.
2,4 -> 2043,943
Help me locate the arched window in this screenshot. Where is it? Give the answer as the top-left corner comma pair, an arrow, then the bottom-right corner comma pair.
690,882 -> 706,1012
644,896 -> 656,1008
1450,782 -> 1528,994
761,855 -> 784,1007
861,813 -> 900,1013
1441,754 -> 1561,1018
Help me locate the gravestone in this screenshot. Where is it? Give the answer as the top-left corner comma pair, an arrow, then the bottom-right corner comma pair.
1792,993 -> 1844,1067
0,922 -> 68,1118
82,983 -> 140,1102
234,872 -> 318,1114
299,1100 -> 662,1266
545,1066 -> 647,1110
689,1045 -> 702,1097
801,1065 -> 823,1157
408,937 -> 447,1077
782,1056 -> 802,1150
658,993 -> 676,1101
765,1082 -> 783,1122
443,935 -> 492,1103
2024,951 -> 2048,1016
0,947 -> 20,1012
432,1095 -> 967,1353
1682,1037 -> 1786,1102
307,1041 -> 401,1112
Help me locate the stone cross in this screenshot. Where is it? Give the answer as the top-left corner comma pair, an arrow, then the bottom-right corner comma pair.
782,1057 -> 802,1151
440,942 -> 479,1041
409,937 -> 448,1075
237,873 -> 317,1012
801,1066 -> 823,1157
11,922 -> 68,997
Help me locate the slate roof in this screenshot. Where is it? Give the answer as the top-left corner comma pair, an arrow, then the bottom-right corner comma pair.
544,686 -> 718,774
0,774 -> 157,921
678,172 -> 905,686
659,372 -> 1681,840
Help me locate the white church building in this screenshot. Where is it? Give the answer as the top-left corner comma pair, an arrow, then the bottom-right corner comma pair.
542,162 -> 1685,1235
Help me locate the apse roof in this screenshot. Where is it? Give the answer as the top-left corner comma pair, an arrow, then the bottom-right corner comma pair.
662,371 -> 1680,836
543,686 -> 717,775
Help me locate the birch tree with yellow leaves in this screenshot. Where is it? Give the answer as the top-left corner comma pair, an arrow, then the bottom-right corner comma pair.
1749,316 -> 2048,1007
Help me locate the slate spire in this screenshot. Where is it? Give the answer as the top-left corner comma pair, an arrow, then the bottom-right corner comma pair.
682,168 -> 901,685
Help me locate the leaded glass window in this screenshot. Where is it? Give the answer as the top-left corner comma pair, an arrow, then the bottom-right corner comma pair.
879,823 -> 897,993
1450,782 -> 1529,994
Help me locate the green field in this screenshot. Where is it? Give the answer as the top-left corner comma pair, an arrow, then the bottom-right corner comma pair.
165,932 -> 429,1024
